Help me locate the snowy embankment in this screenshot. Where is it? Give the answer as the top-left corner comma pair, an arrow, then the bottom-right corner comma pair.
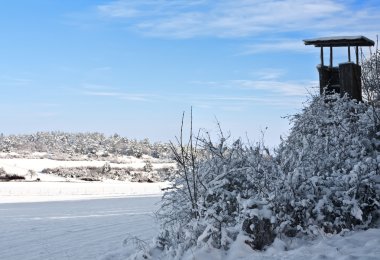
178,229 -> 380,260
0,157 -> 171,203
0,156 -> 175,176
0,181 -> 167,203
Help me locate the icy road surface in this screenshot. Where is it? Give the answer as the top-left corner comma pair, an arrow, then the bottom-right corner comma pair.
0,196 -> 160,260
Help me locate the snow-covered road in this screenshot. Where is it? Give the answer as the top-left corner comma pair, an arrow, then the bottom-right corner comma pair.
0,197 -> 160,260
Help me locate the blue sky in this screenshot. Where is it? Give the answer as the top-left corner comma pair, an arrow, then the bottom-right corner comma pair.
0,0 -> 379,147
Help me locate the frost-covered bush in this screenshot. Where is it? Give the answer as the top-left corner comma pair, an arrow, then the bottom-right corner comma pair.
133,95 -> 380,259
0,167 -> 26,181
42,164 -> 174,182
143,160 -> 153,173
276,94 -> 380,236
362,49 -> 380,102
155,119 -> 280,258
0,167 -> 6,175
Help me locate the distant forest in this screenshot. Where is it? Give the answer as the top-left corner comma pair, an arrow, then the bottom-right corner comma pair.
0,132 -> 172,159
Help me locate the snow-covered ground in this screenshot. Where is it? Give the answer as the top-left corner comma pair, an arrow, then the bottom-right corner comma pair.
1,158 -> 379,260
0,157 -> 175,177
178,229 -> 380,260
0,181 -> 167,203
2,197 -> 379,260
0,197 -> 161,260
0,158 -> 170,203
0,158 -> 166,259
0,157 -> 167,259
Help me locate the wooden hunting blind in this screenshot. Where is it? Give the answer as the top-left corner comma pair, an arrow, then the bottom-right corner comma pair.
304,36 -> 374,101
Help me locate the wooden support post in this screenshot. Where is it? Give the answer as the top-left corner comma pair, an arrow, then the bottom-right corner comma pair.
330,46 -> 333,68
356,46 -> 359,64
320,47 -> 324,66
348,45 -> 351,62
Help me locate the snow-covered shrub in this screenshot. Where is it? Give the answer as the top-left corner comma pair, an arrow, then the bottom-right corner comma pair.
102,162 -> 111,174
131,95 -> 380,259
276,94 -> 380,236
362,49 -> 380,102
196,137 -> 279,251
0,131 -> 173,160
0,173 -> 26,181
28,169 -> 36,179
0,167 -> 6,176
143,160 -> 153,173
155,116 -> 280,258
0,167 -> 26,181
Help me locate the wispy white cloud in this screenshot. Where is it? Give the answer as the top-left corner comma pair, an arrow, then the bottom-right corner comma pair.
32,103 -> 61,108
190,78 -> 317,97
82,83 -> 117,91
94,0 -> 379,40
241,40 -> 312,55
119,95 -> 151,102
82,86 -> 308,108
190,94 -> 307,109
83,89 -> 153,102
97,1 -> 140,18
0,75 -> 33,86
252,68 -> 286,81
81,73 -> 316,108
97,0 -> 207,19
184,76 -> 319,109
84,91 -> 121,97
230,79 -> 314,97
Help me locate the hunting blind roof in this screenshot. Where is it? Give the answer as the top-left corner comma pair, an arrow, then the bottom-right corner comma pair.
303,36 -> 374,47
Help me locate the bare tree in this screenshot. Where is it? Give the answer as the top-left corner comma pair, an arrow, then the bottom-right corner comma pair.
168,108 -> 201,217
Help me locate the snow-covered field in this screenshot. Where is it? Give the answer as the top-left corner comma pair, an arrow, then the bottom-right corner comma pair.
0,158 -> 166,259
0,158 -> 170,203
0,181 -> 167,203
0,197 -> 160,260
0,157 -> 175,177
1,196 -> 379,260
1,158 -> 379,260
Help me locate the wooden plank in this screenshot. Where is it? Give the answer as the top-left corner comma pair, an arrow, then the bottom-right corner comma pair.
303,36 -> 375,47
356,46 -> 359,64
348,45 -> 351,62
320,47 -> 324,66
339,63 -> 362,101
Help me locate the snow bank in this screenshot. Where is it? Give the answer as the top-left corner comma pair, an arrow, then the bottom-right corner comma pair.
0,158 -> 172,203
103,228 -> 380,260
0,158 -> 175,177
0,181 -> 168,203
178,229 -> 380,260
